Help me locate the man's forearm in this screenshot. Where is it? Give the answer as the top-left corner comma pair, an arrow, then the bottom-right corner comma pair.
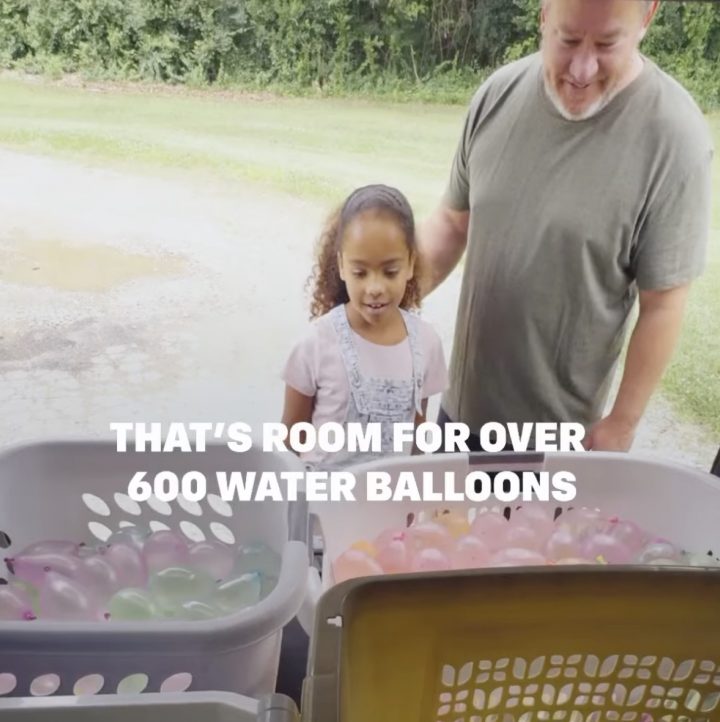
417,205 -> 469,297
609,287 -> 689,428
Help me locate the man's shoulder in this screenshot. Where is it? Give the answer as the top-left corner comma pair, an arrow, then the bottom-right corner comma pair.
641,60 -> 714,160
465,53 -> 540,116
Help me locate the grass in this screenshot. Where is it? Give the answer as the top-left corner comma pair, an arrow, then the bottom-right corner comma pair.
0,74 -> 718,436
0,75 -> 465,215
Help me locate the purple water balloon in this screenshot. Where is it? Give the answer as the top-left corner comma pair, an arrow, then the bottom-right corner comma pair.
5,552 -> 84,586
37,572 -> 103,621
142,531 -> 190,573
18,540 -> 80,557
0,585 -> 36,621
187,541 -> 235,581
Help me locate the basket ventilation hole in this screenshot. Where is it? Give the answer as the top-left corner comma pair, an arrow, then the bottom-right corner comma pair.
149,520 -> 170,532
30,674 -> 61,697
0,674 -> 17,696
116,674 -> 149,695
0,531 -> 11,549
177,496 -> 203,517
118,520 -> 136,528
207,494 -> 233,518
160,673 -> 193,693
73,674 -> 105,696
210,522 -> 235,544
114,493 -> 142,517
146,497 -> 172,517
82,494 -> 111,517
0,577 -> 7,585
326,615 -> 342,628
180,521 -> 205,542
87,522 -> 112,542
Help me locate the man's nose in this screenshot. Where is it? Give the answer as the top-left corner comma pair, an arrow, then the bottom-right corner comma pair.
568,47 -> 598,85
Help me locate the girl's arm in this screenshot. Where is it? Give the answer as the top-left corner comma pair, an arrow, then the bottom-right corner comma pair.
282,384 -> 314,455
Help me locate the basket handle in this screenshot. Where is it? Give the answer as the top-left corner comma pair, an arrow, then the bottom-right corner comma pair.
468,451 -> 545,471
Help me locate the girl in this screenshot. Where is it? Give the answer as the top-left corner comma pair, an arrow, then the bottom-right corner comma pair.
281,183 -> 448,470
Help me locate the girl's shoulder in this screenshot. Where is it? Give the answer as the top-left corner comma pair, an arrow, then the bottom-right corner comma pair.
290,309 -> 341,351
403,311 -> 444,348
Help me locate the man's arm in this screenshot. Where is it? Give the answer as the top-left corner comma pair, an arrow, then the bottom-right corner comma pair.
585,283 -> 691,451
417,203 -> 470,297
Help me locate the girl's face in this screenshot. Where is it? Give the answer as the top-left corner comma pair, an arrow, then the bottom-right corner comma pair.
338,210 -> 415,327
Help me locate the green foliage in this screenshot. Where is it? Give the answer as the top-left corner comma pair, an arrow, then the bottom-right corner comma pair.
0,0 -> 718,107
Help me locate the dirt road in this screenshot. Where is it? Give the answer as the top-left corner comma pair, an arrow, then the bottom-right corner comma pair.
1,148 -> 716,471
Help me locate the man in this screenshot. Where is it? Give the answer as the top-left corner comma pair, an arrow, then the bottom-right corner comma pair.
420,0 -> 713,451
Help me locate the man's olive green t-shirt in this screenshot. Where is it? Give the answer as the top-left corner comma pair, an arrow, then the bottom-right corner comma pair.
442,52 -> 713,433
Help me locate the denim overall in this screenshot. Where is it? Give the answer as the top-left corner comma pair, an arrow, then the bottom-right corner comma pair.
319,304 -> 423,471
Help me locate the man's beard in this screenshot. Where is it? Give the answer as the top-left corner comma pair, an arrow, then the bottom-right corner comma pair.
543,76 -> 617,121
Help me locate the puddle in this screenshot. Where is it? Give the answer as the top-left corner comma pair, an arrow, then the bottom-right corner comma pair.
0,238 -> 186,292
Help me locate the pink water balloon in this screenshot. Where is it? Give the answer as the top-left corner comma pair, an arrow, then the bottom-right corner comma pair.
600,519 -> 648,555
451,535 -> 491,570
554,557 -> 595,565
78,555 -> 121,602
406,522 -> 454,554
503,522 -> 544,552
374,528 -> 408,549
142,531 -> 190,573
511,506 -> 555,541
545,527 -> 583,561
490,547 -> 547,567
0,585 -> 36,621
375,538 -> 411,574
556,507 -> 603,537
581,532 -> 633,564
188,541 -> 235,581
102,543 -> 148,588
410,548 -> 451,572
333,550 -> 383,583
469,512 -> 508,551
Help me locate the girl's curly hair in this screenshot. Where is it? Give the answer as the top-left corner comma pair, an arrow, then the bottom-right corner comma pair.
307,184 -> 422,319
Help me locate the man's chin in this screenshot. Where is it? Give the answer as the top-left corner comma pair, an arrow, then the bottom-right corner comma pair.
546,84 -> 609,121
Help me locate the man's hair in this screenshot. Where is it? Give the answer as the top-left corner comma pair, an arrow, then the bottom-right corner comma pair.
541,0 -> 654,8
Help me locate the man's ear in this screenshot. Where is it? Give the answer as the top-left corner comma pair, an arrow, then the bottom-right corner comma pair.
540,0 -> 548,31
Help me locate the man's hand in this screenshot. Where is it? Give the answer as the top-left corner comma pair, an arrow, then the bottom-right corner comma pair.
583,414 -> 637,452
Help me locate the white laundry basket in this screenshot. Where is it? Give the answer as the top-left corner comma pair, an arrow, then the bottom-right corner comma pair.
297,450 -> 720,634
0,439 -> 308,699
0,691 -> 300,721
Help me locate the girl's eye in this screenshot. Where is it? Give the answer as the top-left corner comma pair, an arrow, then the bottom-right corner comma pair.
385,270 -> 399,278
561,38 -> 581,47
352,270 -> 366,278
